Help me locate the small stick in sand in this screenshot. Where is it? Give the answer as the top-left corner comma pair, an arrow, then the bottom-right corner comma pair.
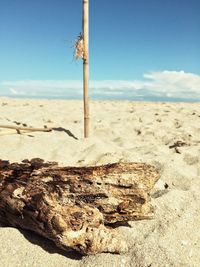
0,124 -> 52,133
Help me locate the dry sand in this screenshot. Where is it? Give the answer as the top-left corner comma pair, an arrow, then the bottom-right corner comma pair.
0,97 -> 199,267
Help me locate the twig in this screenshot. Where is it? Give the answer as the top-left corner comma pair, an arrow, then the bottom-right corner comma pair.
0,124 -> 52,132
169,141 -> 188,149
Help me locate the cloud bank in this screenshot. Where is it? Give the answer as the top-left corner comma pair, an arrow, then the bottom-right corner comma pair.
1,70 -> 200,101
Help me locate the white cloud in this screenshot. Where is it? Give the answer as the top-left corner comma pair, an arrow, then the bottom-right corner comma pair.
143,70 -> 200,93
1,70 -> 200,100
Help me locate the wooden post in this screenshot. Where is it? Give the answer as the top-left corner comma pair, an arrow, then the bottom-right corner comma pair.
83,0 -> 89,138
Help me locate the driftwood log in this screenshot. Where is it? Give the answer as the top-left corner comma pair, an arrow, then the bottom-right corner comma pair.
0,159 -> 159,255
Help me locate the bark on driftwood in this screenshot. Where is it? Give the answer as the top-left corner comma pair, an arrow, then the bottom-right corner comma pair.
0,159 -> 159,255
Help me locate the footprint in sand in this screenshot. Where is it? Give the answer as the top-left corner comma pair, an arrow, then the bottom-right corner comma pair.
113,137 -> 126,147
171,173 -> 192,191
161,165 -> 193,191
183,153 -> 199,166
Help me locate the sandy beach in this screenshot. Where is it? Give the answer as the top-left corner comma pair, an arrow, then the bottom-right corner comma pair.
0,97 -> 200,267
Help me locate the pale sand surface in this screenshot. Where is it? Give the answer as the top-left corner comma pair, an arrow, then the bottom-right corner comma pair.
0,97 -> 200,267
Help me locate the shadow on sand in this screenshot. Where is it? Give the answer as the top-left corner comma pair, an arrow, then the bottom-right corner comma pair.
0,224 -> 82,260
52,127 -> 78,140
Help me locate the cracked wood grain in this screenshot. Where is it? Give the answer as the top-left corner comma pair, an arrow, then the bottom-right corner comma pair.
0,158 -> 159,255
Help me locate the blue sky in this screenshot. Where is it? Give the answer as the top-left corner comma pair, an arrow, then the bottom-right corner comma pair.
0,0 -> 200,100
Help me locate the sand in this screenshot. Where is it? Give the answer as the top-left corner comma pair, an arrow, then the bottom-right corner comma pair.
0,97 -> 199,267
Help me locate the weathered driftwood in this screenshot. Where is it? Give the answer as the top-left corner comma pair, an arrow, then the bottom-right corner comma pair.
0,159 -> 159,255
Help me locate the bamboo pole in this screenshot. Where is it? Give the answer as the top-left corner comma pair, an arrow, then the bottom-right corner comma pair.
83,0 -> 89,138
